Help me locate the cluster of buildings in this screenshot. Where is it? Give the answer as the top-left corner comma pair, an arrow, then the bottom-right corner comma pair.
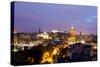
11,26 -> 97,64
12,26 -> 97,47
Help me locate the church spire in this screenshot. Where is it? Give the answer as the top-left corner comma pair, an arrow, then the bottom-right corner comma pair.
39,26 -> 41,33
14,29 -> 17,33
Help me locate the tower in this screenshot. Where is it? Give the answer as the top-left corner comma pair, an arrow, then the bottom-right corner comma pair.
39,26 -> 41,33
13,29 -> 18,45
68,26 -> 76,44
70,26 -> 75,36
13,29 -> 17,33
80,31 -> 82,39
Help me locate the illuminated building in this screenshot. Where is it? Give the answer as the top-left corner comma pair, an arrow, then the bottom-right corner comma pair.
37,32 -> 51,39
76,31 -> 86,44
52,29 -> 64,33
13,30 -> 18,45
52,30 -> 59,33
68,26 -> 76,44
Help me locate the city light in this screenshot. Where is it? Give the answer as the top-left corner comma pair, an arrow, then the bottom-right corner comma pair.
11,2 -> 97,65
12,48 -> 18,52
52,48 -> 59,55
41,52 -> 53,64
12,26 -> 97,64
37,32 -> 51,39
81,40 -> 85,44
52,30 -> 59,33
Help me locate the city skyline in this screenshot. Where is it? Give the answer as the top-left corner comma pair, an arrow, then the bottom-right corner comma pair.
11,2 -> 97,65
14,1 -> 97,35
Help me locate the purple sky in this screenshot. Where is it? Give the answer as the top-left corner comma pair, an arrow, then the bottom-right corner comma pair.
14,1 -> 97,35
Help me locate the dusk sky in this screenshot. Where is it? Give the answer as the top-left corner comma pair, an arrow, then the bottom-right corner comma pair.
14,1 -> 97,34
